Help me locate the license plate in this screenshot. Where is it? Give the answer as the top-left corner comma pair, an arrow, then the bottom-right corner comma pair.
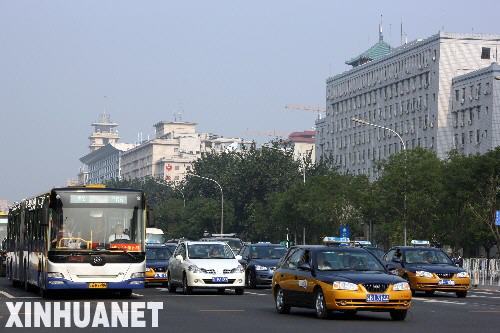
155,273 -> 167,278
366,294 -> 389,302
88,282 -> 108,289
438,279 -> 455,285
212,277 -> 228,283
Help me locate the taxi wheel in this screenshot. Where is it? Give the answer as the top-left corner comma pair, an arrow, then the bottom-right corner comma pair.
390,310 -> 407,321
120,289 -> 133,298
274,287 -> 290,314
456,291 -> 467,298
235,288 -> 244,295
425,290 -> 435,296
182,274 -> 193,295
314,289 -> 329,319
217,288 -> 225,294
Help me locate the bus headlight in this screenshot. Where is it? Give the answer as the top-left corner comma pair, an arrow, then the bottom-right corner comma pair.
47,272 -> 64,279
131,272 -> 145,278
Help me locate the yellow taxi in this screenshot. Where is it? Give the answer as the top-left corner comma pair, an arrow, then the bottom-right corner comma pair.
145,243 -> 177,286
272,238 -> 412,320
383,241 -> 470,297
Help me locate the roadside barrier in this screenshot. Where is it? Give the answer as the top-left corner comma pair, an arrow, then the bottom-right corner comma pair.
463,258 -> 500,287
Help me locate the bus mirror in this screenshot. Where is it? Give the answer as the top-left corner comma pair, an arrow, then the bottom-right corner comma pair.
146,208 -> 155,228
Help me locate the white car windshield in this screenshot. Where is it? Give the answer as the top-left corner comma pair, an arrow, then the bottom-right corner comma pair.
188,244 -> 234,259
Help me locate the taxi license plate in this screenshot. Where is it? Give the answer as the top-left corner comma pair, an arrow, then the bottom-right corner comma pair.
155,273 -> 167,278
88,282 -> 108,289
212,277 -> 228,283
366,294 -> 389,302
438,280 -> 455,285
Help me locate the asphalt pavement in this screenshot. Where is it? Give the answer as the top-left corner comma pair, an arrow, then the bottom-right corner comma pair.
0,279 -> 499,333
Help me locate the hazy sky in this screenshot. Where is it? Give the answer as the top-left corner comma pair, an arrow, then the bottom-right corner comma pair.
1,0 -> 499,202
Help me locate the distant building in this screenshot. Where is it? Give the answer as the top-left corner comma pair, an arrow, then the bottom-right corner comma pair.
88,113 -> 120,152
450,62 -> 500,155
121,121 -> 201,182
317,31 -> 500,177
288,131 -> 316,162
80,142 -> 137,184
202,135 -> 253,153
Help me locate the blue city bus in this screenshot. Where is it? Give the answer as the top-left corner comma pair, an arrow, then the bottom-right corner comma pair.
6,186 -> 152,298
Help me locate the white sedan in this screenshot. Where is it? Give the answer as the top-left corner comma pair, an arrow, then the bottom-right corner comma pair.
167,241 -> 245,294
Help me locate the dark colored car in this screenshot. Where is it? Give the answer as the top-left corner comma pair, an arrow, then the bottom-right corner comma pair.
238,243 -> 288,288
365,246 -> 385,260
200,237 -> 244,254
384,245 -> 470,297
145,243 -> 177,285
272,245 -> 412,320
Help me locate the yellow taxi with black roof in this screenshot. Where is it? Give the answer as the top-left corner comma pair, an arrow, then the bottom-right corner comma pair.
272,237 -> 412,320
383,240 -> 470,297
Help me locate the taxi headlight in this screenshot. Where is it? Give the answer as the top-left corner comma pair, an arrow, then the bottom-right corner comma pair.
255,265 -> 268,271
146,268 -> 153,273
456,272 -> 469,278
415,271 -> 433,278
393,282 -> 410,291
332,281 -> 358,291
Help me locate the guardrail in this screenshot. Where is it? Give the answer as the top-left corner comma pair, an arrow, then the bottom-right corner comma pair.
463,258 -> 500,287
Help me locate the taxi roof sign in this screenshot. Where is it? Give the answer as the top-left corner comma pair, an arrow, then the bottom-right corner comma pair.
410,240 -> 430,247
354,240 -> 372,246
323,236 -> 350,246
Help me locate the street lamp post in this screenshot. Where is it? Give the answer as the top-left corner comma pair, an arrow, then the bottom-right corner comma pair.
351,117 -> 408,246
191,174 -> 224,235
173,187 -> 185,208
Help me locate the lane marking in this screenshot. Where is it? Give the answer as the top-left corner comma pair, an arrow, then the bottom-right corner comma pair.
469,310 -> 500,313
0,291 -> 15,299
245,292 -> 267,296
411,298 -> 466,305
132,293 -> 144,297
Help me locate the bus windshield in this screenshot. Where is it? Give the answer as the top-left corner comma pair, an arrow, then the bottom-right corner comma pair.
49,191 -> 145,252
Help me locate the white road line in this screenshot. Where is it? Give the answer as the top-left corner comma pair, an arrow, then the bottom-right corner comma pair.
0,291 -> 15,299
156,288 -> 168,291
472,291 -> 494,295
132,293 -> 144,297
245,292 -> 267,296
411,298 -> 466,305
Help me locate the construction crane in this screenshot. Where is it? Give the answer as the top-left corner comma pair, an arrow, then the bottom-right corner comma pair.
284,104 -> 326,119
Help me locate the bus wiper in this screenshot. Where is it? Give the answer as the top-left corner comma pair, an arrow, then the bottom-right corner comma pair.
107,249 -> 139,259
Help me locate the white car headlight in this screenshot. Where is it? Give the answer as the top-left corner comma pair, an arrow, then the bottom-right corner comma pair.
392,282 -> 410,291
332,281 -> 358,291
231,265 -> 245,273
415,271 -> 434,278
188,265 -> 202,273
131,272 -> 145,278
456,272 -> 469,278
146,268 -> 153,272
255,265 -> 268,271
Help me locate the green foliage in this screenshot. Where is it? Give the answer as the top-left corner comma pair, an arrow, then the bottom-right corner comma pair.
105,146 -> 500,256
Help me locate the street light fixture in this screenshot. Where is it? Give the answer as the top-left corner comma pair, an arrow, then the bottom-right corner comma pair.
351,117 -> 408,246
190,174 -> 224,235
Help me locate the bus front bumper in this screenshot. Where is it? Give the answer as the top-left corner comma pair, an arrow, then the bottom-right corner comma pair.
46,278 -> 145,289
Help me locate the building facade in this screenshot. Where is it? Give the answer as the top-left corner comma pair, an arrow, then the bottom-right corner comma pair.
88,113 -> 120,152
450,63 -> 500,155
288,131 -> 316,162
316,32 -> 500,177
80,143 -> 137,184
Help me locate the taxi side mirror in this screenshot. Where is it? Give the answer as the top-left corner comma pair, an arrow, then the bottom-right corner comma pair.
175,255 -> 184,263
235,255 -> 242,261
385,263 -> 399,275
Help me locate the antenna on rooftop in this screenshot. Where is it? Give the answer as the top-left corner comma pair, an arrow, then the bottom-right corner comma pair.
379,14 -> 383,42
400,17 -> 403,46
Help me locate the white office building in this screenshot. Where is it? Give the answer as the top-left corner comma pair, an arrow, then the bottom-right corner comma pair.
316,31 -> 500,177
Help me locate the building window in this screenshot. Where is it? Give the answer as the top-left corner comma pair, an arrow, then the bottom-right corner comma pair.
175,165 -> 180,170
481,47 -> 491,59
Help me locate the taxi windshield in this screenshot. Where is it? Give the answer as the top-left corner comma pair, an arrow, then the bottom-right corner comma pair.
404,249 -> 453,265
315,249 -> 385,272
249,246 -> 287,259
188,243 -> 235,259
146,247 -> 173,261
